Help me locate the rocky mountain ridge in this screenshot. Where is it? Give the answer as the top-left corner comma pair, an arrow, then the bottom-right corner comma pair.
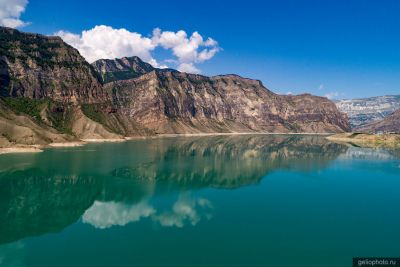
335,95 -> 400,128
0,26 -> 350,148
0,27 -> 105,103
92,56 -> 155,83
355,109 -> 400,133
102,70 -> 350,134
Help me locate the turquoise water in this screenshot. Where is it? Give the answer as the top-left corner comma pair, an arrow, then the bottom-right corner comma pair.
0,135 -> 399,267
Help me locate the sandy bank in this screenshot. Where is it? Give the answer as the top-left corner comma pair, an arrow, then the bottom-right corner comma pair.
0,147 -> 43,155
81,138 -> 127,143
48,142 -> 86,147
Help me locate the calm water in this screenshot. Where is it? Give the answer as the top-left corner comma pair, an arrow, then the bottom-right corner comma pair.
0,135 -> 399,267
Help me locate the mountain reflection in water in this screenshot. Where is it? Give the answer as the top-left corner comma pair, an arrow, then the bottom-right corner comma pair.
0,135 -> 348,245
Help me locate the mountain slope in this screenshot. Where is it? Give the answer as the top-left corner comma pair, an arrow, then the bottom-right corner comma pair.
0,27 -> 105,103
92,56 -> 155,83
335,95 -> 400,128
102,70 -> 350,134
0,98 -> 75,147
355,109 -> 400,133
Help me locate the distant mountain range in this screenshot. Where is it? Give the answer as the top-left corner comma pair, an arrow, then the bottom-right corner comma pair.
335,95 -> 400,128
356,109 -> 400,133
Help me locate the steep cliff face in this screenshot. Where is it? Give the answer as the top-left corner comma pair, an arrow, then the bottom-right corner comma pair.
0,27 -> 105,103
103,70 -> 350,134
92,56 -> 155,83
356,109 -> 400,133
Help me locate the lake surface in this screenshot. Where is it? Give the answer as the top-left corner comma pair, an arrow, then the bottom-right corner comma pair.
0,135 -> 399,267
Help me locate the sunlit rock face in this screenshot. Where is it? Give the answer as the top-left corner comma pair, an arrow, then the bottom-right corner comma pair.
0,135 -> 348,244
0,27 -> 105,103
92,56 -> 155,83
104,71 -> 350,135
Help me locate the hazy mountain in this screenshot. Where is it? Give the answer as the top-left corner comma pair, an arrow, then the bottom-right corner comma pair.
356,109 -> 400,133
335,95 -> 400,128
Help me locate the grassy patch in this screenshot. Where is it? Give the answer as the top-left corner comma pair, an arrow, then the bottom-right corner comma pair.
81,104 -> 109,126
2,97 -> 47,122
46,103 -> 74,135
81,103 -> 123,134
1,97 -> 74,135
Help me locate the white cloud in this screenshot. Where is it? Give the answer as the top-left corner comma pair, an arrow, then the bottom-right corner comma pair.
152,28 -> 220,73
82,200 -> 155,229
325,91 -> 339,99
0,0 -> 29,28
178,63 -> 200,74
319,84 -> 325,90
55,25 -> 220,73
55,25 -> 158,66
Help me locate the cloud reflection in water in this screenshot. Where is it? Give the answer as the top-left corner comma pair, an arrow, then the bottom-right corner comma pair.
82,194 -> 213,229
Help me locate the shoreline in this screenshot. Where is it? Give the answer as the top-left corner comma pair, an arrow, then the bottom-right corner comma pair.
0,132 -> 336,155
81,138 -> 127,143
126,132 -> 333,140
48,142 -> 86,147
326,133 -> 400,148
0,146 -> 43,155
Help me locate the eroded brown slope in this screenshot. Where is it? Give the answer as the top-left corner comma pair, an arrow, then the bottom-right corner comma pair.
355,109 -> 400,133
103,70 -> 350,134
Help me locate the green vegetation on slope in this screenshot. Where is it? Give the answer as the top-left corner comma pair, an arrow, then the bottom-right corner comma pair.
81,104 -> 108,126
46,102 -> 74,135
1,97 -> 74,135
2,97 -> 46,121
81,104 -> 123,135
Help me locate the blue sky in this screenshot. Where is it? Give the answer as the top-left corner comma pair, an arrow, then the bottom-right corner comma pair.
6,0 -> 400,99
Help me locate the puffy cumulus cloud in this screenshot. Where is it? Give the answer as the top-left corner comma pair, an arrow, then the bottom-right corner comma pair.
55,25 -> 220,73
82,200 -> 155,229
55,25 -> 158,66
152,28 -> 220,73
0,0 -> 29,28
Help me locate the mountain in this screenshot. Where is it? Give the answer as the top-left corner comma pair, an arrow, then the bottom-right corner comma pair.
335,95 -> 400,128
0,26 -> 350,148
102,70 -> 350,134
355,109 -> 400,133
0,27 -> 105,103
92,56 -> 155,83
